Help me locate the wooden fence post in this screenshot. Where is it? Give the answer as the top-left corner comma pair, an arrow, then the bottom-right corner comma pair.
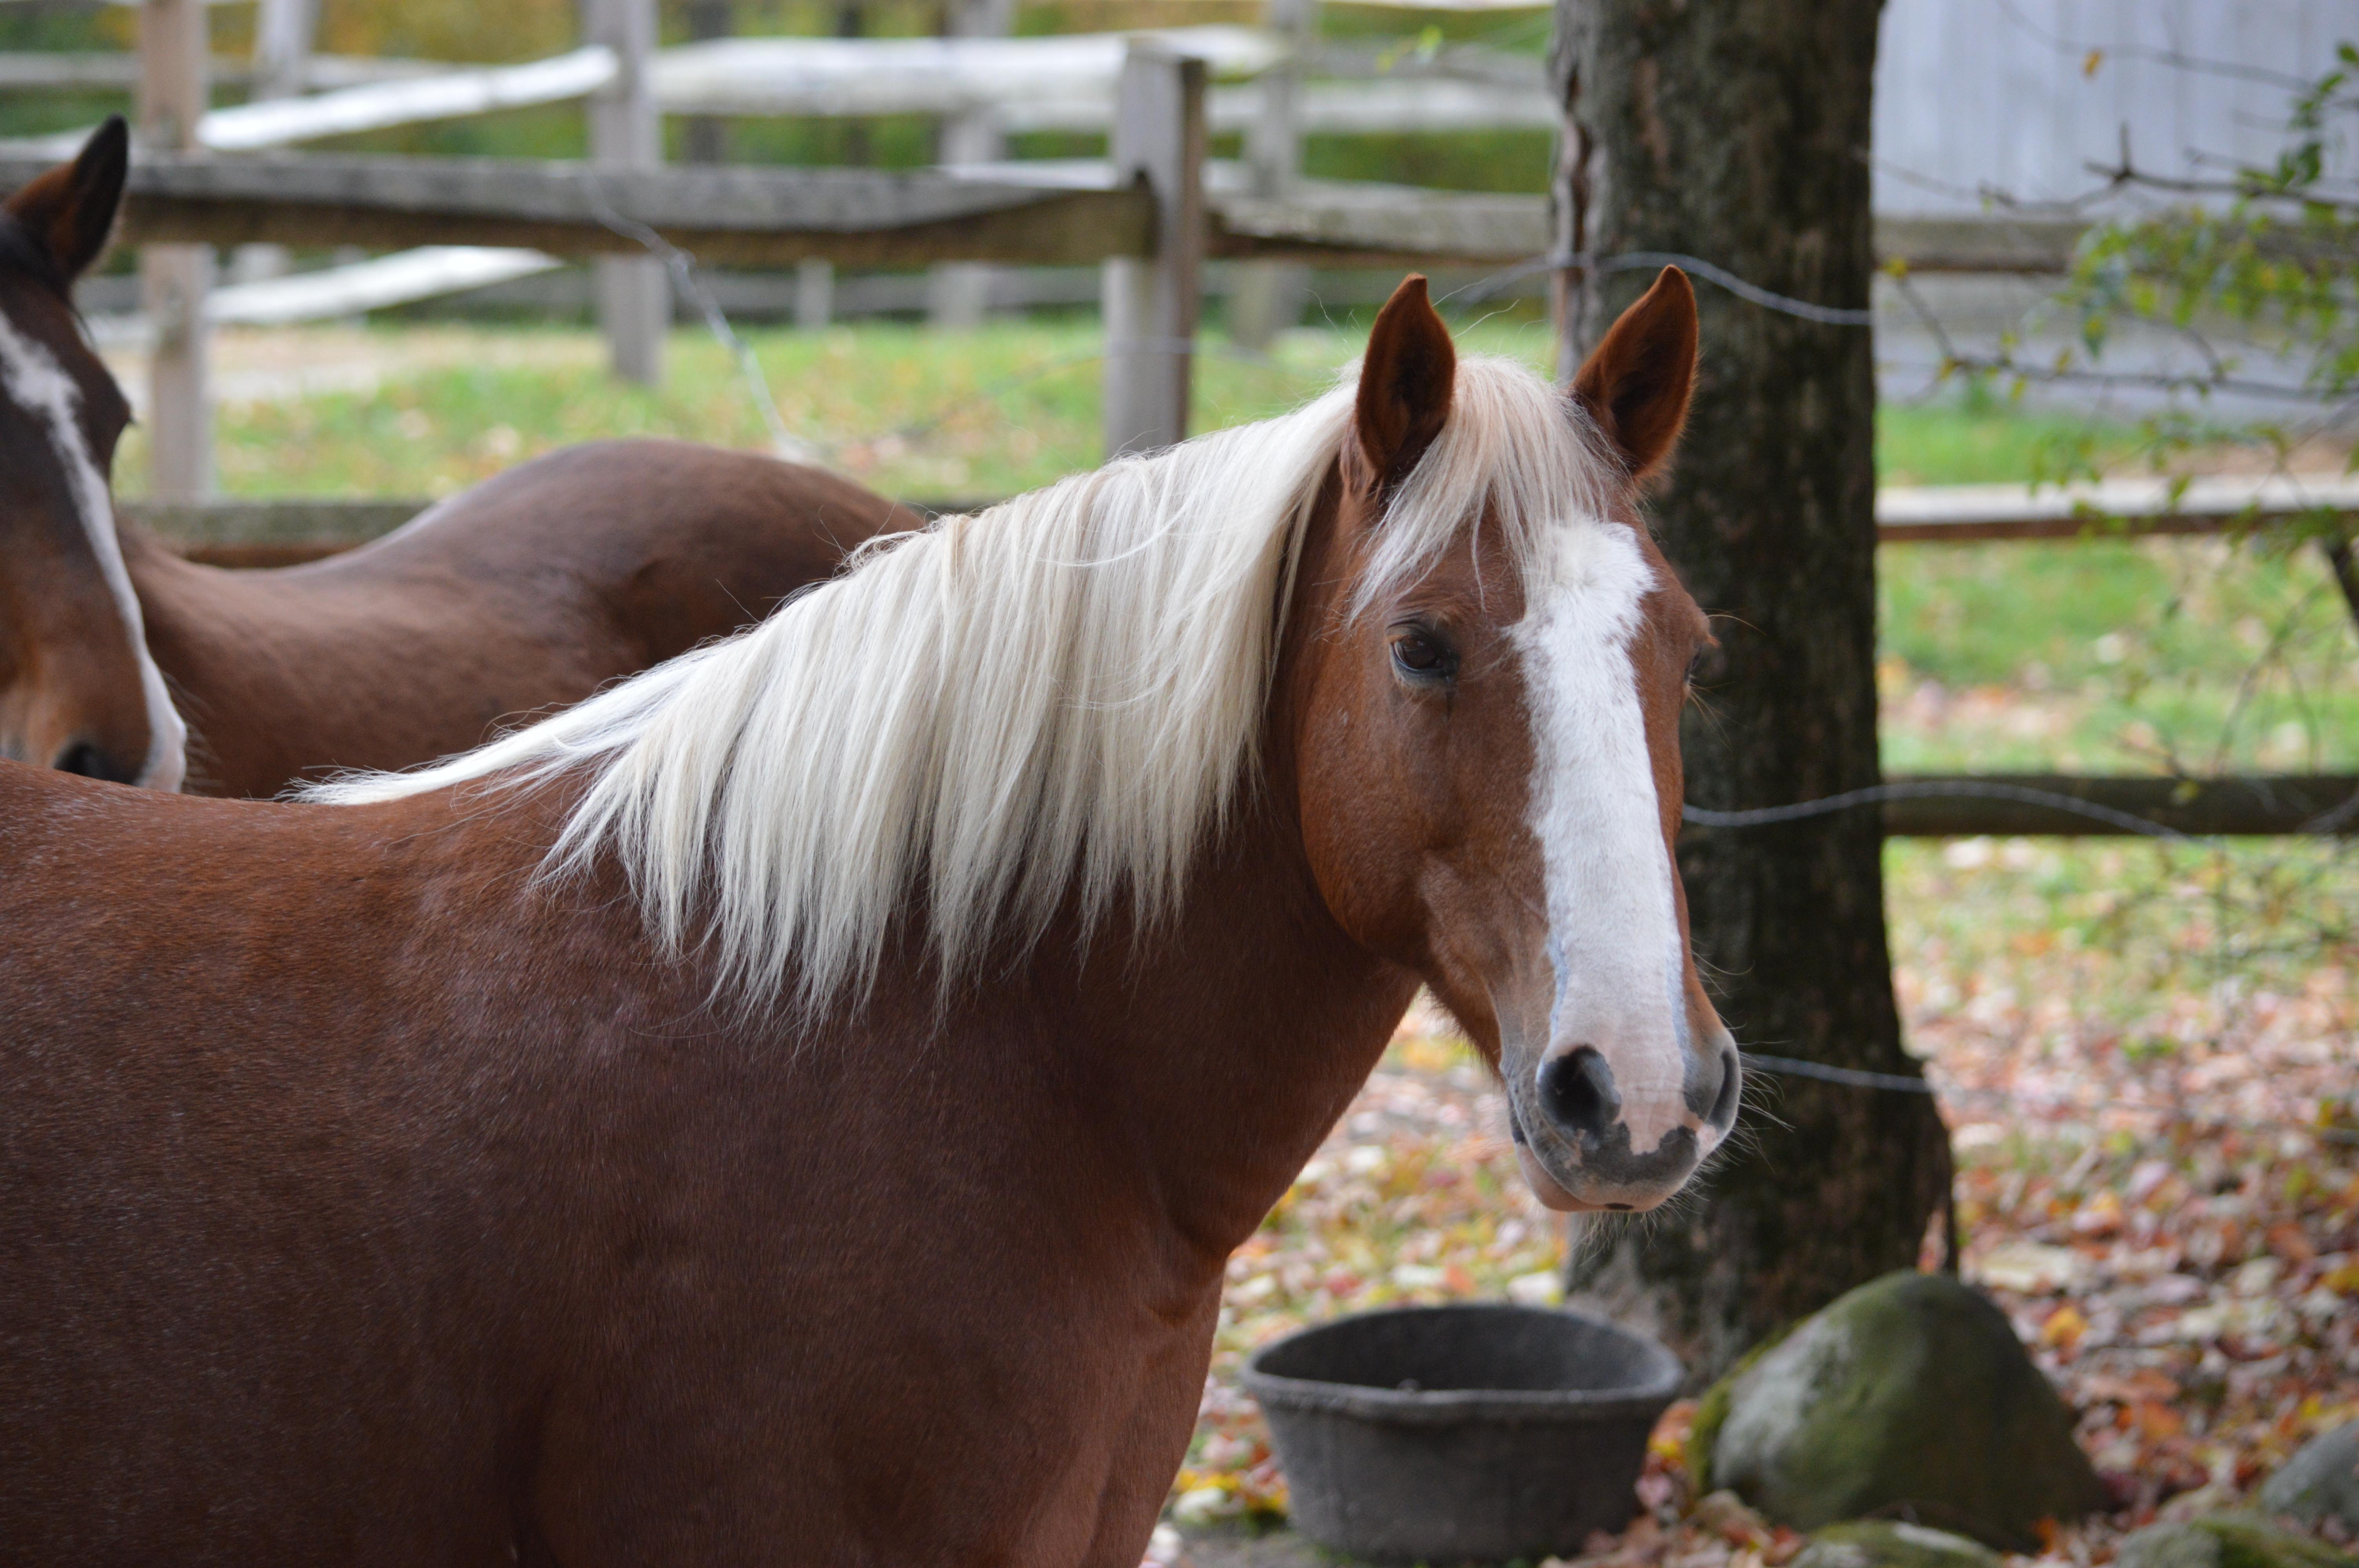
794,260 -> 834,330
582,0 -> 665,384
253,0 -> 316,99
928,0 -> 1014,329
682,0 -> 731,165
1229,0 -> 1314,349
139,0 -> 212,501
1101,45 -> 1205,459
226,0 -> 314,286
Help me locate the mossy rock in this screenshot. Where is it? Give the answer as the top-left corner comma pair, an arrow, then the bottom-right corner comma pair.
1790,1521 -> 2003,1568
1699,1270 -> 2105,1551
2114,1514 -> 2357,1568
1688,1321 -> 1795,1488
2259,1421 -> 2359,1531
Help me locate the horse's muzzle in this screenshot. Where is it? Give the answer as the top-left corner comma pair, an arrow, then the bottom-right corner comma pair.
1508,1033 -> 1739,1211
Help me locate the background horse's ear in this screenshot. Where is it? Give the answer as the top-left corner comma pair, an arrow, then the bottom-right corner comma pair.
5,116 -> 130,285
1355,274 -> 1457,494
1572,266 -> 1698,481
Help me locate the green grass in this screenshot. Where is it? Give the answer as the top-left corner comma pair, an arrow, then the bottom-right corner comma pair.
1876,398 -> 2141,487
147,316 -> 1555,504
1885,833 -> 2359,1033
1875,395 -> 2357,775
120,316 -> 2359,777
1877,535 -> 2359,773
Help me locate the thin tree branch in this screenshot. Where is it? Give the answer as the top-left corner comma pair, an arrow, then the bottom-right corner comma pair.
2086,158 -> 2359,213
1993,0 -> 2317,92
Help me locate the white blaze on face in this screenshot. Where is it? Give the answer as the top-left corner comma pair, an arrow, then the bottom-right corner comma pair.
1509,518 -> 1690,1150
0,310 -> 185,791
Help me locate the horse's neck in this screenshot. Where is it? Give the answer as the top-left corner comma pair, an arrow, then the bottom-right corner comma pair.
115,515 -> 199,606
1071,797 -> 1416,1262
113,523 -> 211,677
1083,473 -> 1417,1259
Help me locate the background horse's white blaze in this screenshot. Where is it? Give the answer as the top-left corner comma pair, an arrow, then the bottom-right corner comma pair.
0,312 -> 185,791
1513,519 -> 1697,1153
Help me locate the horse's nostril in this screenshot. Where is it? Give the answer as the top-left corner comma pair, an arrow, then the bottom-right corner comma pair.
53,741 -> 104,777
1707,1042 -> 1742,1133
51,741 -> 135,784
1538,1046 -> 1621,1143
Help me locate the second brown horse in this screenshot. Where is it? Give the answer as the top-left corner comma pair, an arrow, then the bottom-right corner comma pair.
0,118 -> 905,796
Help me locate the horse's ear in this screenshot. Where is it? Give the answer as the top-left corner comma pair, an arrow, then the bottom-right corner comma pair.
5,116 -> 130,285
1354,274 -> 1456,494
1572,266 -> 1698,481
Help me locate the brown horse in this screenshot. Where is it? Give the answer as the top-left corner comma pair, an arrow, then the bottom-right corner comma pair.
0,118 -> 905,797
0,270 -> 1732,1565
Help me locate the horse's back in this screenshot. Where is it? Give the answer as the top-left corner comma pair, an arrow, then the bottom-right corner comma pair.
130,442 -> 914,797
323,439 -> 915,663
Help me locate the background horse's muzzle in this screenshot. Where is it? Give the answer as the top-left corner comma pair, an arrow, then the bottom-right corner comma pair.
52,737 -> 142,785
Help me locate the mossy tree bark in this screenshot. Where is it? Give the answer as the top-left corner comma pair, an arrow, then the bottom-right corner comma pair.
1550,0 -> 1954,1380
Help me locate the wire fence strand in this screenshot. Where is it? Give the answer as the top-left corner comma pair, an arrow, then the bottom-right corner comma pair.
1740,1052 -> 2359,1144
1681,779 -> 2359,838
1443,249 -> 1877,324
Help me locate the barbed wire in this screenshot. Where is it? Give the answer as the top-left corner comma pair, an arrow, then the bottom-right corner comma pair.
1742,1053 -> 1945,1093
1442,249 -> 1877,325
1740,1051 -> 2359,1144
580,174 -> 819,465
563,198 -> 1282,470
1683,780 -> 2190,837
1883,263 -> 2344,406
1684,778 -> 2359,838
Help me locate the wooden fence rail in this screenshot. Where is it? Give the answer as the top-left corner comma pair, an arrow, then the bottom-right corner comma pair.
1872,775 -> 2357,838
1876,475 -> 2359,542
0,149 -> 2094,278
1,153 -> 1160,267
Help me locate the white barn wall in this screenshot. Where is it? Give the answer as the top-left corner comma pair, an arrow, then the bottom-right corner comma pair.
1874,0 -> 2359,214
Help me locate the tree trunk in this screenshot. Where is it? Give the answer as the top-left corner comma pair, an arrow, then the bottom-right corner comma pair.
1552,0 -> 1954,1381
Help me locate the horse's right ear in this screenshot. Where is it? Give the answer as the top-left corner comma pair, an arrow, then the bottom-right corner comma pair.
1572,266 -> 1698,481
5,115 -> 130,285
1354,274 -> 1457,495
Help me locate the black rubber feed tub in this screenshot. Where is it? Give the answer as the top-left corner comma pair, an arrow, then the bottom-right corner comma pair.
1243,1303 -> 1681,1564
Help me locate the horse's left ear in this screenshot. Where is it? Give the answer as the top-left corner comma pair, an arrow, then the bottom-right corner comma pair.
5,115 -> 130,285
1572,266 -> 1698,480
1355,274 -> 1456,493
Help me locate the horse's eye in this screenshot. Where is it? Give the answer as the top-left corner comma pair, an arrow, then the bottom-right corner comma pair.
1390,627 -> 1456,681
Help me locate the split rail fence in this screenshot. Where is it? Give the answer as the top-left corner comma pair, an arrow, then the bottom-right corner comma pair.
1,0 -> 2097,491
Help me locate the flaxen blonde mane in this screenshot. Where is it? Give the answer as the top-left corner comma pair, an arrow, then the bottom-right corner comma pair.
312,357 -> 1619,1009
